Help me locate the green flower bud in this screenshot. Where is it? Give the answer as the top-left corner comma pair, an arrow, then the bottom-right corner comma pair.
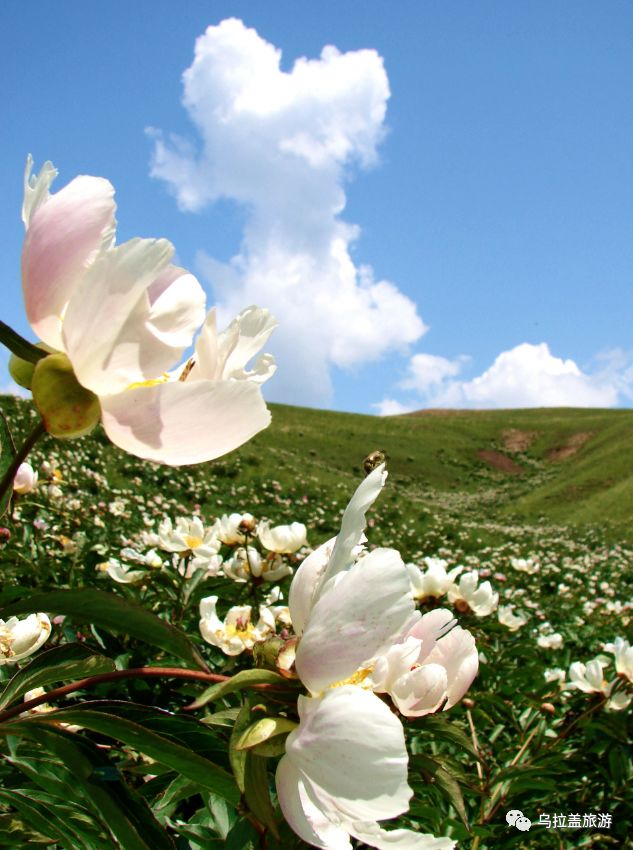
31,353 -> 101,439
8,343 -> 55,390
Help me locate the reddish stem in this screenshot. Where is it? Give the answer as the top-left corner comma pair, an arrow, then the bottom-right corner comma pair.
0,666 -> 279,723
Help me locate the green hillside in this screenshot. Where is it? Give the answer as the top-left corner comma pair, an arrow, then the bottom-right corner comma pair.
3,396 -> 632,542
247,404 -> 633,533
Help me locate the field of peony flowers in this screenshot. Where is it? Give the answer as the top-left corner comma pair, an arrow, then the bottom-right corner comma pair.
0,158 -> 630,850
0,393 -> 631,849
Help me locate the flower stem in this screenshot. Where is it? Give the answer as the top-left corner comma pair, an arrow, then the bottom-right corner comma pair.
0,665 -> 283,723
0,418 -> 46,507
0,321 -> 47,364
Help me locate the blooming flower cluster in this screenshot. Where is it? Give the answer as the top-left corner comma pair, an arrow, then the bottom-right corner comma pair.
407,557 -> 499,617
95,510 -> 307,595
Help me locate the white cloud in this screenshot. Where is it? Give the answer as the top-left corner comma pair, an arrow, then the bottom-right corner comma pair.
372,398 -> 416,417
399,352 -> 469,393
376,342 -> 629,411
150,18 -> 426,406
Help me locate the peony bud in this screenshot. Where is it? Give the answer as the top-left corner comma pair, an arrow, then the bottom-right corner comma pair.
31,353 -> 101,438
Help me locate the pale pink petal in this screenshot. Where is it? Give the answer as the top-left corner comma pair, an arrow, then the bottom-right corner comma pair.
296,548 -> 415,695
371,637 -> 423,693
62,238 -> 175,395
276,758 -> 351,850
288,537 -> 336,636
22,173 -> 116,349
219,306 -> 277,378
421,627 -> 479,709
350,821 -> 456,850
22,155 -> 57,227
146,266 -> 206,354
191,306 -> 277,384
317,464 -> 387,592
391,664 -> 449,717
285,689 -> 412,822
100,378 -> 270,466
408,609 -> 456,664
192,308 -> 225,381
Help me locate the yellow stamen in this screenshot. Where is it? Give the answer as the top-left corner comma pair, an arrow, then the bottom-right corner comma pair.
126,374 -> 169,391
329,666 -> 373,689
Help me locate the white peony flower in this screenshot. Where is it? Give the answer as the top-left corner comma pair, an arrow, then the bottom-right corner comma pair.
0,613 -> 51,664
406,558 -> 464,601
216,512 -> 257,546
537,633 -> 564,650
97,558 -> 146,584
567,658 -> 631,711
157,517 -> 221,572
258,521 -> 307,554
447,572 -> 499,617
13,462 -> 38,494
22,157 -> 276,465
277,467 -> 462,849
198,596 -> 275,656
604,637 -> 633,683
509,557 -> 539,575
497,604 -> 528,631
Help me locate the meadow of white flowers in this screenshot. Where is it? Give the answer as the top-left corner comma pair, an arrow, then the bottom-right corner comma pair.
0,159 -> 630,849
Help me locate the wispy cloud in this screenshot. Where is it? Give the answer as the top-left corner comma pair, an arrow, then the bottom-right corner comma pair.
149,18 -> 426,406
375,342 -> 630,413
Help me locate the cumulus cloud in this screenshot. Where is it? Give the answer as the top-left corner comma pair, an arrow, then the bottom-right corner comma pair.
399,352 -> 470,394
149,18 -> 426,406
371,398 -> 417,416
375,342 -> 629,414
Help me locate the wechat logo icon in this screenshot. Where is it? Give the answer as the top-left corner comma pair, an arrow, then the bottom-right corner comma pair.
506,809 -> 532,832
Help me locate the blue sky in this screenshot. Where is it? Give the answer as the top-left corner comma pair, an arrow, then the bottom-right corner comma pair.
1,1 -> 632,413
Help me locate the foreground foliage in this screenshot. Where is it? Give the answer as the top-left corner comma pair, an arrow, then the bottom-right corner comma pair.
0,397 -> 631,849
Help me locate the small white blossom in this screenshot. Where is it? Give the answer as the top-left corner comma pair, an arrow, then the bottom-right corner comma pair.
497,604 -> 528,631
216,512 -> 257,545
537,633 -> 564,650
407,558 -> 463,601
448,571 -> 498,617
13,462 -> 38,494
199,596 -> 275,656
258,520 -> 307,554
0,614 -> 51,664
97,558 -> 146,584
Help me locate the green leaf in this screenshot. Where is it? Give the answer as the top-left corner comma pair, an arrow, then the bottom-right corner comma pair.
411,714 -> 479,760
250,737 -> 289,758
0,724 -> 175,850
14,702 -> 240,806
225,818 -> 258,850
243,753 -> 279,839
229,701 -> 254,794
234,716 -> 297,751
0,589 -> 207,670
189,668 -> 288,709
153,775 -> 200,815
0,643 -> 116,709
0,788 -> 92,850
412,753 -> 469,828
0,413 -> 16,518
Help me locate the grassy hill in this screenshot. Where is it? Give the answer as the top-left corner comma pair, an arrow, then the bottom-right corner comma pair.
3,396 -> 633,543
247,404 -> 633,533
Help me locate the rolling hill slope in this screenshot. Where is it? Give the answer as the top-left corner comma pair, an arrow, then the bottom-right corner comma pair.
2,396 -> 632,540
